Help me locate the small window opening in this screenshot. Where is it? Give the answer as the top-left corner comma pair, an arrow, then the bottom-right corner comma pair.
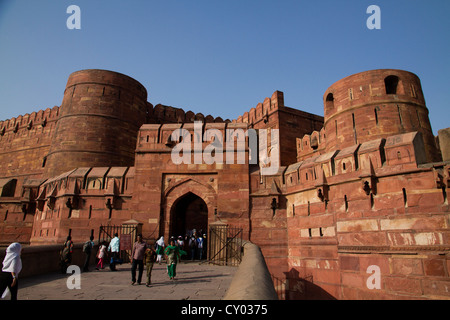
402,188 -> 408,208
370,193 -> 374,209
325,93 -> 334,110
410,84 -> 417,98
385,75 -> 399,94
442,187 -> 448,205
397,105 -> 403,125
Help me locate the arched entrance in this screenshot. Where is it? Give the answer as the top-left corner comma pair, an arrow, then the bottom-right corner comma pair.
170,192 -> 208,238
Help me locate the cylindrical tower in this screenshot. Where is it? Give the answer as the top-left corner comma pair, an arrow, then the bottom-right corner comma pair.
323,69 -> 440,162
44,69 -> 148,177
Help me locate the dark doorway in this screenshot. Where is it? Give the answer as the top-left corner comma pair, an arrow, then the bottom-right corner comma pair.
170,192 -> 208,238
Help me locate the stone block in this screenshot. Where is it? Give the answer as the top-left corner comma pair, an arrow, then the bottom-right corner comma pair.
337,218 -> 379,232
390,257 -> 424,276
385,276 -> 423,295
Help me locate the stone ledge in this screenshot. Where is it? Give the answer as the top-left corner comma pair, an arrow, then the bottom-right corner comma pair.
223,241 -> 278,300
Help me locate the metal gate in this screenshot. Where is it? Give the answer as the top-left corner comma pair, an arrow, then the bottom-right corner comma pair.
98,224 -> 139,262
208,223 -> 243,266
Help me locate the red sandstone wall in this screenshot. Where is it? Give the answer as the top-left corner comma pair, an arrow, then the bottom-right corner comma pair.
29,166 -> 135,245
132,122 -> 251,241
0,107 -> 59,180
321,69 -> 440,163
233,91 -> 324,167
284,131 -> 450,299
0,107 -> 59,245
44,69 -> 148,178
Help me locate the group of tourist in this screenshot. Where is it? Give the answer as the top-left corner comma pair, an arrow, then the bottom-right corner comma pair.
78,232 -> 195,285
0,231 -> 207,299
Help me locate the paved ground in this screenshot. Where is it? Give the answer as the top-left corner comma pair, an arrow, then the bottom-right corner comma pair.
15,260 -> 237,300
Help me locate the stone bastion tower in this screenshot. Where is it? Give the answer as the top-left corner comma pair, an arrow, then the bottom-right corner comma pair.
43,69 -> 148,178
321,69 -> 440,163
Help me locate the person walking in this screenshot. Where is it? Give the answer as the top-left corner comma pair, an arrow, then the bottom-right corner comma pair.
177,236 -> 185,260
144,243 -> 156,287
164,239 -> 186,280
82,235 -> 95,272
189,235 -> 197,261
155,236 -> 165,265
131,234 -> 147,285
1,242 -> 22,300
197,235 -> 204,260
108,233 -> 120,271
95,241 -> 107,270
60,236 -> 73,273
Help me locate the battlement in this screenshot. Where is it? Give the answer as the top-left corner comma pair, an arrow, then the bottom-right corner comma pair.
287,131 -> 431,192
296,128 -> 326,161
233,90 -> 284,126
148,103 -> 230,124
136,122 -> 252,154
37,166 -> 134,201
0,106 -> 60,136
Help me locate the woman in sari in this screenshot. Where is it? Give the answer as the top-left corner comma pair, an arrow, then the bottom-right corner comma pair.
164,238 -> 186,280
60,236 -> 73,273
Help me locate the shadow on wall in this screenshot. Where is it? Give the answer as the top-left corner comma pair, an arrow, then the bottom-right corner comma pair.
273,269 -> 337,300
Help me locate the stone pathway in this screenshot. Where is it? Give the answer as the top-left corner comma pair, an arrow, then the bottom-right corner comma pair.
15,261 -> 237,300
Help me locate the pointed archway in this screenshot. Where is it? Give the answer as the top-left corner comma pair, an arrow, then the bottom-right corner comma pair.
170,192 -> 208,238
162,177 -> 217,240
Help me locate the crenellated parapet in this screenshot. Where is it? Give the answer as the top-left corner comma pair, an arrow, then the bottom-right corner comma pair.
0,106 -> 60,181
296,128 -> 326,161
0,106 -> 60,136
135,121 -> 251,157
30,166 -> 135,244
148,103 -> 230,124
233,90 -> 284,126
287,131 -> 430,192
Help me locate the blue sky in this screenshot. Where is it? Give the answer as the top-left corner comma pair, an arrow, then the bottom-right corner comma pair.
0,0 -> 449,134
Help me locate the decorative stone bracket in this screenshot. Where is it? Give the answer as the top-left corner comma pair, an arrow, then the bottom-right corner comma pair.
314,168 -> 329,202
359,159 -> 377,195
